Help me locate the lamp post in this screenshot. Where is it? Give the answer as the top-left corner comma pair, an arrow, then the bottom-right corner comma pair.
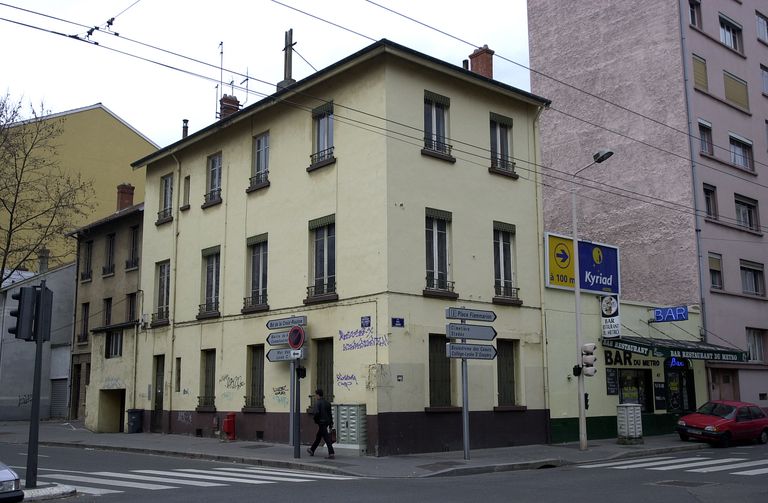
572,148 -> 614,451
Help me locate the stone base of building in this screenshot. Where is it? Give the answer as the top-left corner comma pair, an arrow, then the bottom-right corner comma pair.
549,413 -> 682,444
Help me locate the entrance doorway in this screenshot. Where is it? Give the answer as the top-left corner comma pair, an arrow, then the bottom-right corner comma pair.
710,368 -> 739,401
151,355 -> 165,432
664,358 -> 696,413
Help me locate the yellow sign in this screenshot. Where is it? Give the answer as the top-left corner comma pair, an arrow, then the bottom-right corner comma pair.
546,233 -> 575,289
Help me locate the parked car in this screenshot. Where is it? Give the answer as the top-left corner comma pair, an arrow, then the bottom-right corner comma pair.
0,462 -> 23,502
676,400 -> 768,447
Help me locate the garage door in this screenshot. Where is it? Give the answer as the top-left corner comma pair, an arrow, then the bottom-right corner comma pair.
49,379 -> 68,418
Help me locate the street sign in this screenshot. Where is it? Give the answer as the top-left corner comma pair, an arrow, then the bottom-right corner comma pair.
267,347 -> 307,362
288,325 -> 305,349
600,295 -> 620,339
545,233 -> 621,295
445,307 -> 497,322
266,316 -> 307,330
545,232 -> 575,289
446,323 -> 497,341
266,331 -> 289,346
446,342 -> 497,360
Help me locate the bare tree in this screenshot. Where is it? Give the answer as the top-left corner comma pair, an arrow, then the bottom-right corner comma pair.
0,93 -> 93,285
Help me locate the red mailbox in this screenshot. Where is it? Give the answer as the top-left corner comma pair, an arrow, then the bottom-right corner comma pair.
223,412 -> 236,440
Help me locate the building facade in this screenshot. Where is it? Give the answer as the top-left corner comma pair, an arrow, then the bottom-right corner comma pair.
69,185 -> 143,427
529,0 -> 767,407
128,40 -> 551,455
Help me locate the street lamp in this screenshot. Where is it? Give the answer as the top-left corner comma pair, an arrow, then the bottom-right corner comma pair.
572,148 -> 614,451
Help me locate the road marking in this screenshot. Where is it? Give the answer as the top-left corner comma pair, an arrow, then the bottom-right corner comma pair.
92,471 -> 226,486
578,457 -> 674,468
134,470 -> 273,485
212,467 -> 355,480
611,457 -> 709,469
41,474 -> 176,490
648,458 -> 745,470
58,485 -> 122,495
688,460 -> 768,473
733,467 -> 768,476
177,468 -> 313,483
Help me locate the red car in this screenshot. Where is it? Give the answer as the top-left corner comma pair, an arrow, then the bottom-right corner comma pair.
676,400 -> 768,446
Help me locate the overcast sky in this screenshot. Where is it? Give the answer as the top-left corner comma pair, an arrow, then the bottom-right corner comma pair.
1,0 -> 530,148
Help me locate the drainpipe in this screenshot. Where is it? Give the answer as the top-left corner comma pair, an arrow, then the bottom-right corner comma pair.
168,153 -> 183,432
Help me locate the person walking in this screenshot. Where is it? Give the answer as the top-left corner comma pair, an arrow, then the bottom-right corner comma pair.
307,388 -> 335,459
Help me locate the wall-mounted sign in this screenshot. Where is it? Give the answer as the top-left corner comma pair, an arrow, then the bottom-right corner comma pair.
600,295 -> 620,339
545,233 -> 621,295
650,306 -> 689,323
605,368 -> 619,395
361,316 -> 371,328
392,317 -> 404,328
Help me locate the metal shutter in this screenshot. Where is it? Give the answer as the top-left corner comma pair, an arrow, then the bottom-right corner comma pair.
49,379 -> 68,418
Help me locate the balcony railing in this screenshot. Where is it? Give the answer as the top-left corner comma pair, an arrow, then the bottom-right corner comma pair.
249,170 -> 269,189
491,155 -> 515,172
494,284 -> 520,300
102,263 -> 115,276
244,395 -> 264,409
125,257 -> 140,270
79,270 -> 92,281
151,307 -> 169,324
425,276 -> 455,292
204,188 -> 222,205
423,137 -> 453,156
198,300 -> 220,316
243,293 -> 268,310
310,146 -> 335,165
307,280 -> 336,298
197,395 -> 216,408
76,331 -> 88,343
157,207 -> 172,221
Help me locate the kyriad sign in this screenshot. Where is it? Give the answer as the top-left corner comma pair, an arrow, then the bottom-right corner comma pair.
545,233 -> 620,296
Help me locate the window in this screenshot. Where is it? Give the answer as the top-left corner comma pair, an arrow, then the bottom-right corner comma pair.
175,357 -> 181,393
103,298 -> 112,326
724,72 -> 749,110
204,153 -> 222,206
126,226 -> 140,269
429,334 -> 451,407
689,1 -> 701,28
493,222 -> 518,302
250,132 -> 269,189
704,184 -> 718,218
80,241 -> 93,281
245,345 -> 265,408
740,260 -> 765,296
425,209 -> 454,294
746,328 -> 766,362
78,302 -> 90,342
310,103 -> 334,167
102,234 -> 115,276
729,135 -> 754,170
126,292 -> 137,322
199,349 -> 216,410
245,236 -> 268,310
423,91 -> 452,157
692,55 -> 708,91
154,260 -> 170,323
200,247 -> 221,317
762,66 -> 768,95
619,369 -> 654,412
308,217 -> 336,298
698,122 -> 713,155
709,253 -> 723,289
759,12 -> 768,42
735,194 -> 759,231
490,113 -> 513,172
105,332 -> 122,359
158,174 -> 173,222
719,16 -> 743,52
182,175 -> 190,209
497,340 -> 517,406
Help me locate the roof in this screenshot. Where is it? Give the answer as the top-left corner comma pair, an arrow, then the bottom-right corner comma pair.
0,262 -> 75,293
67,203 -> 144,238
133,38 -> 550,169
602,336 -> 748,363
1,270 -> 36,289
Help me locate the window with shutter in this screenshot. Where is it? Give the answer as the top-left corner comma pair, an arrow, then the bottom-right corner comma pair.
724,72 -> 749,110
497,340 -> 517,406
692,55 -> 707,91
429,334 -> 451,407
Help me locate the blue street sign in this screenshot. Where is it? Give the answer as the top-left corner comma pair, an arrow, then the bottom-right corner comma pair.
361,316 -> 371,328
650,306 -> 689,323
578,241 -> 620,295
392,317 -> 404,328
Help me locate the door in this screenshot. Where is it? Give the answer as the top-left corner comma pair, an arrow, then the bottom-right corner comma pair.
711,369 -> 739,401
49,379 -> 69,418
151,355 -> 165,433
70,364 -> 81,419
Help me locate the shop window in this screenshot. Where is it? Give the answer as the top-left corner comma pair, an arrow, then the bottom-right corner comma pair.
618,369 -> 654,412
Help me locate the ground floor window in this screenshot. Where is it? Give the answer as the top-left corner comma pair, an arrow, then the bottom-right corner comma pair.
618,369 -> 653,412
105,331 -> 123,358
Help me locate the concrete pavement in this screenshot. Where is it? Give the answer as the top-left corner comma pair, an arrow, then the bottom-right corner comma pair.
1,420 -> 708,500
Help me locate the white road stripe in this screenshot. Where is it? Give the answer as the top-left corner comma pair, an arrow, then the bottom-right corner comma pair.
41,474 -> 176,490
176,468 -> 313,483
134,470 -> 273,485
612,457 -> 709,469
212,467 -> 355,480
578,457 -> 674,468
648,458 -> 745,470
688,460 -> 768,473
91,471 -> 226,487
733,467 -> 768,476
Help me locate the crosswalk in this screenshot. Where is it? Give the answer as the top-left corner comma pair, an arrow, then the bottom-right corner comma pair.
20,464 -> 358,496
578,454 -> 768,476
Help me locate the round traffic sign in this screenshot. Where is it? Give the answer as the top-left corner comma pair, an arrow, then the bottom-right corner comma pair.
288,325 -> 305,349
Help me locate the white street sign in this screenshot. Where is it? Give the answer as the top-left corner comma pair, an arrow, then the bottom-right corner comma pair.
446,342 -> 497,360
267,347 -> 307,362
266,316 -> 307,330
446,323 -> 497,341
445,307 -> 497,322
266,331 -> 289,346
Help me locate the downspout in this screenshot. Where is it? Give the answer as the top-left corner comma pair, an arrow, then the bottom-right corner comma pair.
168,154 -> 183,431
69,237 -> 82,419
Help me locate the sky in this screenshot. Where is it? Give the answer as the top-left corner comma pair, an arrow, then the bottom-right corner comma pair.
1,0 -> 530,148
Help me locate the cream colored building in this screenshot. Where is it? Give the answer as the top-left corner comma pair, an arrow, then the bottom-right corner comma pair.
121,40 -> 551,455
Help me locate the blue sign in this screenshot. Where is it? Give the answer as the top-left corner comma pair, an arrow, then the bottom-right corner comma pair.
578,241 -> 620,295
361,316 -> 371,328
392,317 -> 405,328
651,306 -> 689,323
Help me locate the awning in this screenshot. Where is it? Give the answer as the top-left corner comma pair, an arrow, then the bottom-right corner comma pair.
602,336 -> 748,363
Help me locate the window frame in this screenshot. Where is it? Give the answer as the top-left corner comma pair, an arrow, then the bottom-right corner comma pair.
709,252 -> 723,289
79,302 -> 90,342
723,71 -> 750,110
758,12 -> 768,43
496,339 -> 517,407
689,1 -> 701,29
740,260 -> 765,296
155,260 -> 171,323
103,297 -> 112,327
719,15 -> 744,53
204,152 -> 223,206
126,292 -> 137,322
105,331 -> 123,359
493,222 -> 520,304
309,103 -> 335,169
692,54 -> 708,91
200,249 -> 221,316
729,135 -> 754,171
428,333 -> 451,408
698,122 -> 713,156
490,114 -> 514,174
245,344 -> 265,409
81,240 -> 93,281
250,132 -> 270,189
422,91 -> 454,160
746,328 -> 766,362
424,210 -> 455,297
181,175 -> 190,210
704,184 -> 718,218
734,194 -> 760,231
126,226 -> 140,270
312,223 -> 336,296
248,239 -> 268,308
103,233 -> 115,276
158,173 -> 173,222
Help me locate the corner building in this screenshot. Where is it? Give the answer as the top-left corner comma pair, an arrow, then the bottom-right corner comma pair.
132,40 -> 551,455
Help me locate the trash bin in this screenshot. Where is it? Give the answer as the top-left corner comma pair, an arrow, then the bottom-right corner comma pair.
616,403 -> 643,444
126,409 -> 144,434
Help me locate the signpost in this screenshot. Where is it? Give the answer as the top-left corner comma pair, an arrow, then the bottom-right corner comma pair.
266,347 -> 307,362
266,331 -> 289,346
446,323 -> 497,341
446,342 -> 498,360
445,307 -> 497,322
266,316 -> 307,330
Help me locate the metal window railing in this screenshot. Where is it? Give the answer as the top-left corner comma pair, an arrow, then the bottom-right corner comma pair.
102,263 -> 115,276
423,137 -> 453,156
125,257 -> 140,269
249,170 -> 269,187
77,331 -> 88,343
157,207 -> 172,221
243,293 -> 267,309
307,280 -> 336,298
197,395 -> 216,408
79,270 -> 92,281
425,276 -> 455,292
151,307 -> 169,323
204,188 -> 222,204
198,300 -> 220,315
491,155 -> 515,172
244,395 -> 264,408
494,284 -> 520,300
310,146 -> 334,165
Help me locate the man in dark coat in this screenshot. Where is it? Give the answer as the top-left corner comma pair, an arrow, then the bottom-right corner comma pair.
307,388 -> 335,459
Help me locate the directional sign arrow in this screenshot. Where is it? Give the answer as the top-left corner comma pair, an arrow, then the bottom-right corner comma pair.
446,323 -> 497,341
445,342 -> 497,360
266,331 -> 289,346
556,249 -> 569,263
266,347 -> 307,362
266,316 -> 307,330
445,307 -> 497,322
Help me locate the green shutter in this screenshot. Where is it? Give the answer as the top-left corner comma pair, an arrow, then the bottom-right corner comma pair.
429,334 -> 451,406
424,90 -> 450,107
426,207 -> 452,222
308,214 -> 335,230
493,221 -> 516,234
490,112 -> 513,127
724,72 -> 749,110
692,55 -> 708,91
497,340 -> 516,406
246,233 -> 268,246
249,345 -> 265,407
316,338 -> 334,402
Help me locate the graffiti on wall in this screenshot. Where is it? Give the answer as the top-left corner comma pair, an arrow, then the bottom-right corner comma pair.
336,373 -> 358,390
103,376 -> 123,389
177,411 -> 193,424
273,385 -> 288,406
219,374 -> 245,390
17,394 -> 33,407
339,327 -> 388,351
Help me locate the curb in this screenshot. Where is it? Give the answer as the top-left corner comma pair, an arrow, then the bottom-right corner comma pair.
23,484 -> 76,501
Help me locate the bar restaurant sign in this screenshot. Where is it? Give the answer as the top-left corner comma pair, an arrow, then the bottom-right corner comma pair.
600,295 -> 620,339
602,337 -> 748,362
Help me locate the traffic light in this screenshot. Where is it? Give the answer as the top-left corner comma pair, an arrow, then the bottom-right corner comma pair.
8,287 -> 37,340
584,392 -> 590,410
296,366 -> 306,379
581,343 -> 597,377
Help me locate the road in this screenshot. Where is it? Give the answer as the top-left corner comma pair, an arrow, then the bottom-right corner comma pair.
0,443 -> 766,502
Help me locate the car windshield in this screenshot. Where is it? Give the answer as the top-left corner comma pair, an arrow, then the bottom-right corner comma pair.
697,402 -> 735,418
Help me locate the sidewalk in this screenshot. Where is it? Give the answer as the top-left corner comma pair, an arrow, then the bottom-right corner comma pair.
1,420 -> 707,500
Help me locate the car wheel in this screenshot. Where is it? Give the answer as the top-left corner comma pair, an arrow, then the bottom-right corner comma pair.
678,432 -> 689,442
718,433 -> 732,448
758,429 -> 768,445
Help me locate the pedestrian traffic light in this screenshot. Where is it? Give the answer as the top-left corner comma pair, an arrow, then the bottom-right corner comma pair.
8,287 -> 36,341
584,392 -> 590,410
581,343 -> 597,377
296,366 -> 306,379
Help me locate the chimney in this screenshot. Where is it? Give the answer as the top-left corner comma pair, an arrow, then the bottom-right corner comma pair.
219,94 -> 240,119
468,45 -> 494,79
38,248 -> 49,273
117,183 -> 135,211
182,119 -> 189,138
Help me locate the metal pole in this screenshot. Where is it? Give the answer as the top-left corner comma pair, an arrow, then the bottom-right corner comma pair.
293,359 -> 300,459
25,280 -> 46,488
289,359 -> 295,447
461,318 -> 470,460
572,189 -> 588,451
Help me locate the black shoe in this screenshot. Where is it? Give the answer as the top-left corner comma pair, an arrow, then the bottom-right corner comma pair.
325,454 -> 335,459
306,448 -> 314,456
